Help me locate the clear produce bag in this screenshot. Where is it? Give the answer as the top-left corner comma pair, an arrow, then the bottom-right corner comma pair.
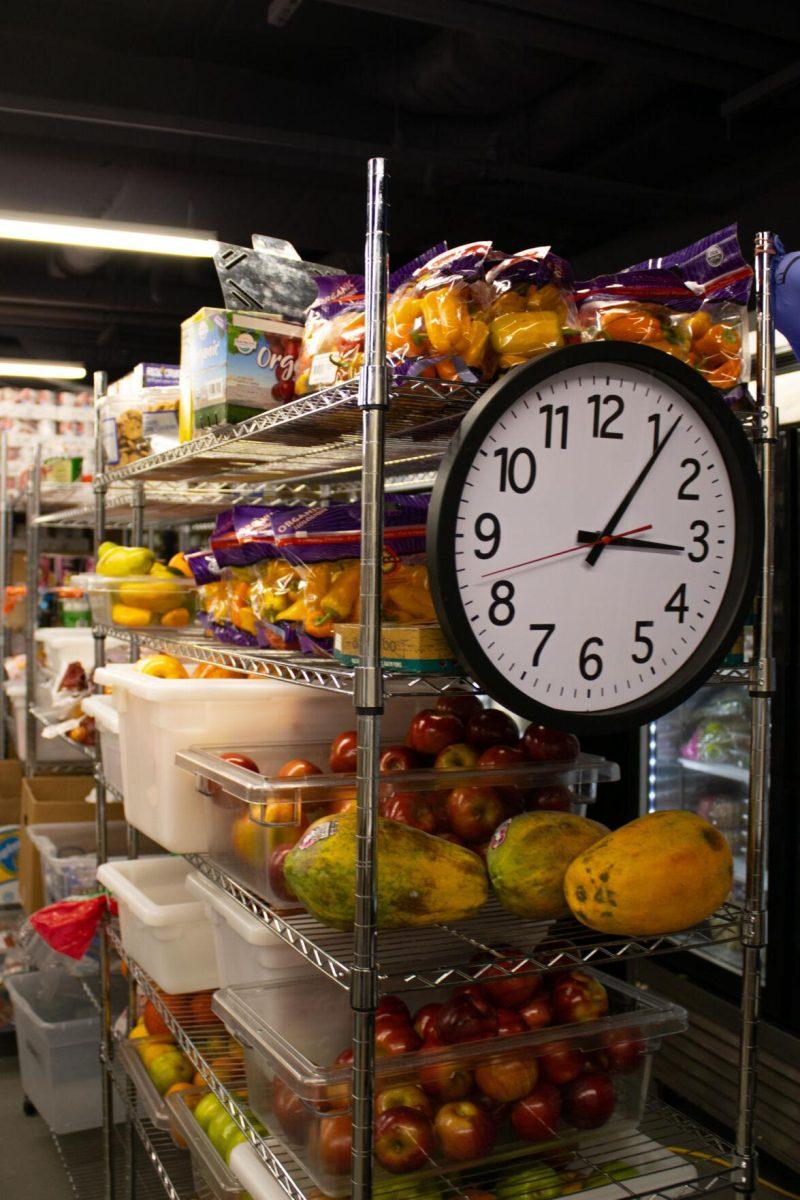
485,246 -> 577,370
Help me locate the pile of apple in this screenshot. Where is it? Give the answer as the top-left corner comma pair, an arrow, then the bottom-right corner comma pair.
272,964 -> 644,1181
129,992 -> 244,1096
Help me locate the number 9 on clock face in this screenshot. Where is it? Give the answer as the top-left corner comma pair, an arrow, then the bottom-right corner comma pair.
427,343 -> 762,732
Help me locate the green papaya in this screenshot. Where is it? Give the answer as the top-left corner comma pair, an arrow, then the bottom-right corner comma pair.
487,811 -> 608,920
284,811 -> 488,930
97,541 -> 155,578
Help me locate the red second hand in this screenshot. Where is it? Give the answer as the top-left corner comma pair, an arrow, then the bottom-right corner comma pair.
481,523 -> 654,579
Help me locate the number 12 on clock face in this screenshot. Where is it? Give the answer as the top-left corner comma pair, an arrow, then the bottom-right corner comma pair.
428,344 -> 761,732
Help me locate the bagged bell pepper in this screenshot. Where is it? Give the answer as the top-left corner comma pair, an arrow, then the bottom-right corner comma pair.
578,225 -> 753,398
486,247 -> 576,370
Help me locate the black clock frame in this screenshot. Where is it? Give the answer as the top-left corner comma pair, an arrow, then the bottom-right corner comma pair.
427,342 -> 763,733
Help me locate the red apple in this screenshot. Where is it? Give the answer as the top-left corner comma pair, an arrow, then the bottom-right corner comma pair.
374,1106 -> 435,1173
475,1053 -> 538,1102
435,692 -> 484,723
377,995 -> 411,1022
481,960 -> 541,1009
417,1037 -> 473,1101
278,758 -> 322,778
268,843 -> 298,902
210,753 -> 260,809
446,786 -> 505,843
413,1003 -> 443,1041
551,971 -> 609,1024
473,1093 -> 510,1127
537,1041 -> 584,1085
477,743 -> 527,769
563,1072 -> 615,1129
521,724 -> 580,763
317,1113 -> 353,1175
407,709 -> 465,756
511,1082 -> 562,1142
434,742 -> 480,771
437,994 -> 499,1045
452,983 -> 488,1004
375,1021 -> 421,1058
434,1100 -> 496,1162
272,1078 -> 309,1142
496,1008 -> 527,1037
375,1084 -> 432,1118
598,1028 -> 646,1075
334,1047 -> 353,1066
466,709 -> 519,751
379,791 -> 437,833
528,785 -> 574,812
380,745 -> 422,774
519,996 -> 553,1030
219,752 -> 260,773
330,731 -> 358,773
428,790 -> 451,832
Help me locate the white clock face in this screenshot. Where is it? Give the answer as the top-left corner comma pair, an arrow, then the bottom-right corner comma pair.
450,360 -> 739,716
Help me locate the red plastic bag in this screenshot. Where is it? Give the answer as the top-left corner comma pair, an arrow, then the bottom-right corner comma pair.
29,894 -> 117,961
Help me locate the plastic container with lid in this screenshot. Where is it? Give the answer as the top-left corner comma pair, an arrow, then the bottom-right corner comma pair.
177,740 -> 617,911
185,871 -> 313,987
27,820 -> 139,904
117,1035 -> 178,1131
96,662 -> 420,854
213,969 -> 687,1197
81,693 -> 122,796
97,856 -> 218,994
168,1084 -> 282,1200
7,971 -> 124,1134
79,572 -> 199,632
4,679 -> 84,762
35,627 -> 128,676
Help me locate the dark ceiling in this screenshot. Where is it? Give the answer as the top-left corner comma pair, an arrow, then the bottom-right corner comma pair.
2,0 -> 800,379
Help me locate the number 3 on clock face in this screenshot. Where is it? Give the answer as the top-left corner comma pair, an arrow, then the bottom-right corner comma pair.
427,343 -> 762,733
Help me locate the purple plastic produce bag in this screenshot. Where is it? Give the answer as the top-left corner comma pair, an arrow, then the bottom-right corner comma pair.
774,236 -> 800,361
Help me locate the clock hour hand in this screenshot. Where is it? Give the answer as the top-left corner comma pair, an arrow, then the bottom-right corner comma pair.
584,414 -> 681,567
576,530 -> 685,553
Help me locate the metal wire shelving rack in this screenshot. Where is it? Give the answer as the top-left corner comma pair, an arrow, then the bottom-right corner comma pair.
6,163 -> 776,1200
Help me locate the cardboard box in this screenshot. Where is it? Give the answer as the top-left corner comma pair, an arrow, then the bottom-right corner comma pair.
18,776 -> 123,914
108,363 -> 179,398
0,761 -> 22,904
333,623 -> 458,673
179,308 -> 303,440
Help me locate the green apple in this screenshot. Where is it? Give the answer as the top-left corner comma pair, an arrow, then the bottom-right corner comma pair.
148,1050 -> 193,1096
497,1164 -> 561,1200
208,1111 -> 238,1160
194,1094 -> 226,1131
583,1161 -> 638,1187
221,1125 -> 247,1163
375,1183 -> 442,1200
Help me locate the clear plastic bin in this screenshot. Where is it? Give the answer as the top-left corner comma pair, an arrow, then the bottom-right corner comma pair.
7,971 -> 123,1134
168,1085 -> 250,1200
96,663 -> 421,854
4,680 -> 84,762
177,741 -> 617,911
82,694 -> 122,795
28,820 -> 132,904
81,572 -> 199,631
117,1035 -> 178,1131
185,871 -> 310,986
97,857 -> 218,994
213,970 -> 687,1197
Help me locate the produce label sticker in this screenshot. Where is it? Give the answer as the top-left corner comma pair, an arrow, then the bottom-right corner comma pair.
490,819 -> 511,849
296,820 -> 337,850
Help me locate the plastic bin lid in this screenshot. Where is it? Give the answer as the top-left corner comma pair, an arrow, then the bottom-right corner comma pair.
95,662 -> 308,701
185,871 -> 285,949
34,628 -> 96,643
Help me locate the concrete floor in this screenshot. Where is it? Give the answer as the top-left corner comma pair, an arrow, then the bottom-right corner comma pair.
0,1055 -> 74,1199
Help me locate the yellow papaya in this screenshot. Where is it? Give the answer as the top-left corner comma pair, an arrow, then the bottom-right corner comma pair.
284,811 -> 488,930
111,602 -> 153,627
97,542 -> 154,577
564,809 -> 733,935
487,811 -> 608,920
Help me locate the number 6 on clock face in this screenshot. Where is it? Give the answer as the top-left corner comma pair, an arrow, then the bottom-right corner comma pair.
427,343 -> 762,733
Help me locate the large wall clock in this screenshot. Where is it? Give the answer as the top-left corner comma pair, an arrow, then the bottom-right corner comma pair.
427,342 -> 762,733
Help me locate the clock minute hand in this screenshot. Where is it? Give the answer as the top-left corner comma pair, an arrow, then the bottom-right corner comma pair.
584,414 -> 682,567
576,530 -> 685,553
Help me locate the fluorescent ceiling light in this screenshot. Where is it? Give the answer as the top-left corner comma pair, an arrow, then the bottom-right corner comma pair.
0,211 -> 218,258
0,360 -> 86,381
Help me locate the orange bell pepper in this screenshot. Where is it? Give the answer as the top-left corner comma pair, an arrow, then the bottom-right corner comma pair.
684,310 -> 713,341
435,358 -> 460,382
694,323 -> 741,360
320,563 -> 360,621
304,610 -> 335,638
602,311 -> 663,343
700,358 -> 741,389
463,320 -> 490,369
387,295 -> 424,355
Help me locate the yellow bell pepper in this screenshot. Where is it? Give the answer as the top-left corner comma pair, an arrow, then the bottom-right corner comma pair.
321,563 -> 360,621
488,291 -> 526,319
161,606 -> 191,628
111,602 -> 152,628
490,310 -> 564,358
387,295 -> 424,355
463,320 -> 490,368
420,286 -> 470,355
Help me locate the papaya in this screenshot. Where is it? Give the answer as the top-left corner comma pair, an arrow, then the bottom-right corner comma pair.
563,809 -> 733,936
487,812 -> 608,920
284,810 -> 488,930
117,578 -> 184,614
97,541 -> 154,577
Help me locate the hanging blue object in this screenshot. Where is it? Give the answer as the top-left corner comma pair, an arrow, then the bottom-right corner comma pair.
773,236 -> 800,360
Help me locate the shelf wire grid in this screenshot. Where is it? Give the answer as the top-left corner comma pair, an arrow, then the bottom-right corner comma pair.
183,854 -> 743,992
106,925 -> 736,1200
30,704 -> 95,760
51,1108 -> 194,1200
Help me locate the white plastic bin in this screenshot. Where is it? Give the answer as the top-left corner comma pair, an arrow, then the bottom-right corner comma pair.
4,680 -> 84,762
28,821 -> 131,904
34,627 -> 128,678
96,662 -> 420,854
185,871 -> 309,986
7,971 -> 122,1134
82,694 -> 122,796
97,857 -> 219,994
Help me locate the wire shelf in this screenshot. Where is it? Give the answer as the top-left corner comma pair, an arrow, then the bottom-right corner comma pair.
184,854 -> 743,992
107,926 -> 736,1200
96,378 -> 483,487
51,1109 -> 194,1200
94,624 -> 483,697
30,705 -> 94,759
